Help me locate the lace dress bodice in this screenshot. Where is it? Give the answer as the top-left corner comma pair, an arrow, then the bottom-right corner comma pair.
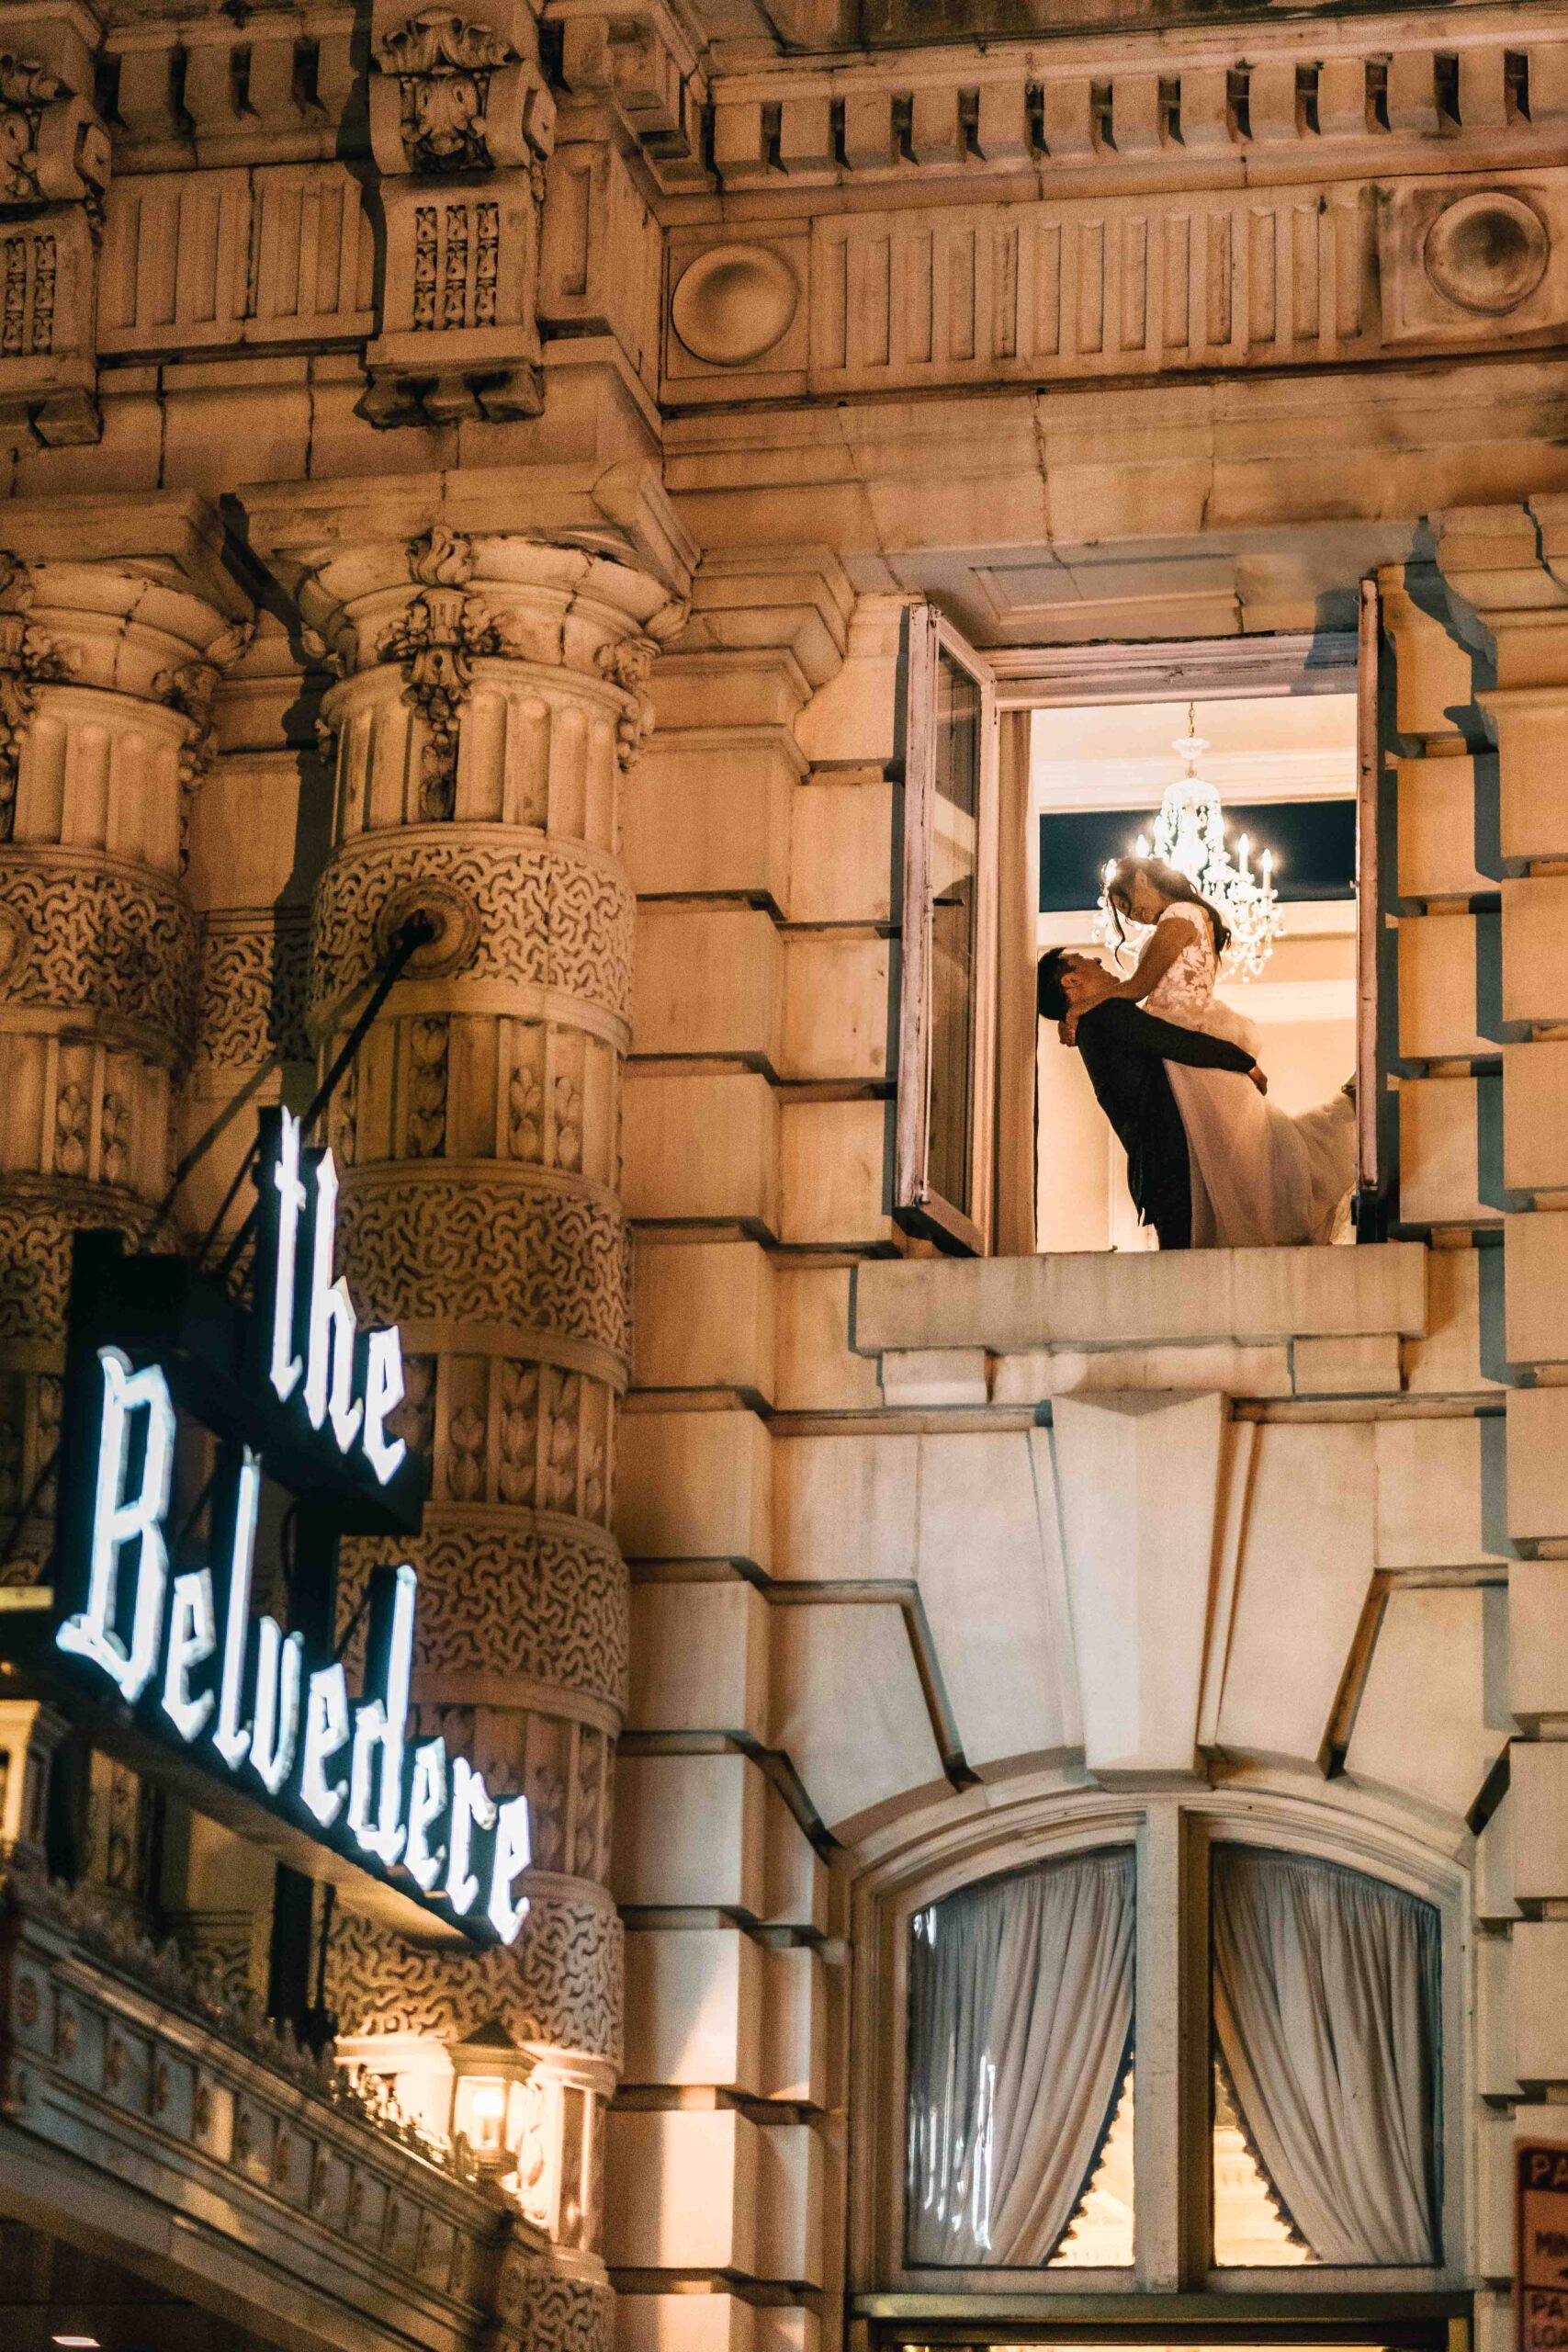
1143,905 -> 1218,1026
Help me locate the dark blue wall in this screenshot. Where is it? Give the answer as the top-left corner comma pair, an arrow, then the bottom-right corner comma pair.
1039,800 -> 1356,913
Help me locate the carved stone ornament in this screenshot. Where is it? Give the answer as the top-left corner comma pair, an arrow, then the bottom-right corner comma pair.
670,243 -> 801,369
0,52 -> 109,214
593,636 -> 657,770
1423,190 -> 1551,316
152,617 -> 255,870
377,10 -> 521,174
0,53 -> 67,206
0,563 -> 76,839
376,529 -> 520,818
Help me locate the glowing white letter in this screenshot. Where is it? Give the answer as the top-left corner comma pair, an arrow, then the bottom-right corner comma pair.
404,1737 -> 448,1893
161,1568 -> 217,1741
250,1619 -> 303,1796
488,1795 -> 533,1944
58,1350 -> 175,1703
299,1661 -> 351,1826
446,1757 -> 495,1917
303,1150 -> 363,1454
211,1450 -> 261,1769
346,1564 -> 416,1866
269,1108 -> 307,1404
362,1328 -> 407,1486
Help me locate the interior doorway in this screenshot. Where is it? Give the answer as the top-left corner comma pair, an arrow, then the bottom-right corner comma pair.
1032,688 -> 1360,1256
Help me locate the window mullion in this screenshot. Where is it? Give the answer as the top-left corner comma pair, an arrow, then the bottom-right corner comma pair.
1134,1804 -> 1210,2290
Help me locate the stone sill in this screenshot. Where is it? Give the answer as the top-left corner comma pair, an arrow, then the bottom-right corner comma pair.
853,1244 -> 1427,1406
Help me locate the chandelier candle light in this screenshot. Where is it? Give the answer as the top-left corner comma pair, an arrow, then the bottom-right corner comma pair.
1095,706 -> 1284,983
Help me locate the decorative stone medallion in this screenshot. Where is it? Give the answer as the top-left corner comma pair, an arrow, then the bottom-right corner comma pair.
1422,191 -> 1551,316
670,243 -> 799,368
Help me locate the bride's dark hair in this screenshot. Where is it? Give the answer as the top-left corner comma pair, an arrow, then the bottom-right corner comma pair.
1104,854 -> 1232,960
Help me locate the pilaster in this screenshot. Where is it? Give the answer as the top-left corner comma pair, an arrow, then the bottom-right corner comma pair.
251,481 -> 688,2352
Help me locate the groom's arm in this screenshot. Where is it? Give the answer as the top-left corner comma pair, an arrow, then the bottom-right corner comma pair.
1077,997 -> 1258,1075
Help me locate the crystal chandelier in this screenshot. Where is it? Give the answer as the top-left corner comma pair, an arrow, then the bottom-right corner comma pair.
1093,707 -> 1284,982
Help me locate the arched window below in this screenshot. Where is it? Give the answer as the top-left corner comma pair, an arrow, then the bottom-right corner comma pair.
875,1802 -> 1457,2297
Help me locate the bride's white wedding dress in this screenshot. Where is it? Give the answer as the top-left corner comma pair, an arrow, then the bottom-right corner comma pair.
1141,905 -> 1357,1249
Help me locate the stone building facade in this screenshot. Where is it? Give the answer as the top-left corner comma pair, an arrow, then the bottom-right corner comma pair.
1,0 -> 1566,2348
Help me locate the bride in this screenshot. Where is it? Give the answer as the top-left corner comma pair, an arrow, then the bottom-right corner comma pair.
1069,855 -> 1357,1249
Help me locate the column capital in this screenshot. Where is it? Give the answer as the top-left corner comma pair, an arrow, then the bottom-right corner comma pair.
243,461 -> 696,614
0,490 -> 253,619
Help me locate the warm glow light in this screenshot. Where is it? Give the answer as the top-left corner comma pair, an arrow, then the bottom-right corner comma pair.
52,2337 -> 102,2347
455,2072 -> 511,2154
1095,706 -> 1284,982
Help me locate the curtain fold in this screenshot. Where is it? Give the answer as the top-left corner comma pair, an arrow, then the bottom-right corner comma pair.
906,1848 -> 1134,2266
1212,1847 -> 1441,2267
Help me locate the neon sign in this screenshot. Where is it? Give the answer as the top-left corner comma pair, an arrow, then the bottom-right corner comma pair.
51,1109 -> 531,1949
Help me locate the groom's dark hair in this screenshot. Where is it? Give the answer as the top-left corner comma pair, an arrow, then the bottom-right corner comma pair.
1037,950 -> 1070,1022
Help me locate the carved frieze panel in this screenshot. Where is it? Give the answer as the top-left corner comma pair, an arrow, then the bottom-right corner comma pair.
98,166 -> 377,357
327,1886 -> 625,2062
663,178 -> 1405,401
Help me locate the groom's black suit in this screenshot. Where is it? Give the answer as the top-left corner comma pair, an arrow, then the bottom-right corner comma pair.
1042,981 -> 1258,1250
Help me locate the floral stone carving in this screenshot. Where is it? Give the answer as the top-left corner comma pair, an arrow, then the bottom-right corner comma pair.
376,528 -> 520,818
377,10 -> 521,175
0,54 -> 68,207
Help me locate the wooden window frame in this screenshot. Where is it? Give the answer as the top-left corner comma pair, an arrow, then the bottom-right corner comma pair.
851,1789 -> 1468,2312
895,604 -> 1001,1257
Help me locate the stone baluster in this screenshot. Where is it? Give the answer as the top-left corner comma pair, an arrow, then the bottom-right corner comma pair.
276,510 -> 686,2352
0,501 -> 253,1913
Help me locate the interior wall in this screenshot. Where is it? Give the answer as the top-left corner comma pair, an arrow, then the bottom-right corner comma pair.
1032,690 -> 1358,1254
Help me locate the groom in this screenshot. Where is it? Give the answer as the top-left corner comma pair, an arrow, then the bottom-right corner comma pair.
1037,949 -> 1265,1251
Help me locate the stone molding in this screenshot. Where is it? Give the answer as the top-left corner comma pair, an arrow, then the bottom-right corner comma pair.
707,21 -> 1567,193
0,1858 -> 543,2350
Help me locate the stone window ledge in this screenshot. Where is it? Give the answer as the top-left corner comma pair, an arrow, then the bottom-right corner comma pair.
852,1243 -> 1428,1407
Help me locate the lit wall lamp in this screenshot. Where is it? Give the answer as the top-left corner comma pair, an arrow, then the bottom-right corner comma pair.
450,2022 -> 553,2228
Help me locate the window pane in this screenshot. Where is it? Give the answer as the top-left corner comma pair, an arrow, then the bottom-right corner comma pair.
1211,1846 -> 1441,2267
906,1849 -> 1134,2267
925,651 -> 981,1216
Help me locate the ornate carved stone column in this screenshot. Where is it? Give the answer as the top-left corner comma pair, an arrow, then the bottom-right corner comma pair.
269,492 -> 688,2352
0,499 -> 253,1911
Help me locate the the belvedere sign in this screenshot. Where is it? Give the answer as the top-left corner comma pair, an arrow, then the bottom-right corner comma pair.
51,1109 -> 531,1949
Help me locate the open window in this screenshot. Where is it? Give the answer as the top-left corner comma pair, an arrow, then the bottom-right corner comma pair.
894,605 -> 1000,1254
895,610 -> 1389,1260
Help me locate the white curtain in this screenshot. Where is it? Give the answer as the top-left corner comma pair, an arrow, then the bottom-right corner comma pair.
1213,1847 -> 1441,2267
906,1849 -> 1134,2266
